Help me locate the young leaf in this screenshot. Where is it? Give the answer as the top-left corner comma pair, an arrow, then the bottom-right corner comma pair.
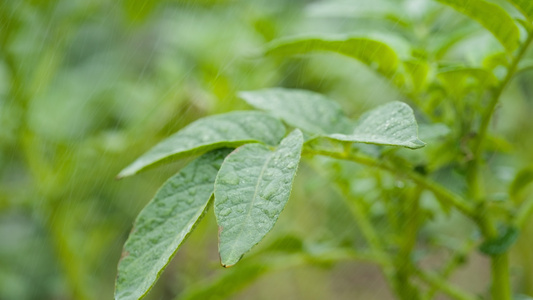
115,149 -> 231,300
508,0 -> 533,21
265,36 -> 399,77
215,129 -> 304,267
239,88 -> 353,135
328,102 -> 425,149
479,226 -> 520,255
118,111 -> 285,178
437,0 -> 520,52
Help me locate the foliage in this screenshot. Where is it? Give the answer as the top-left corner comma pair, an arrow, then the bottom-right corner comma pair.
2,0 -> 533,300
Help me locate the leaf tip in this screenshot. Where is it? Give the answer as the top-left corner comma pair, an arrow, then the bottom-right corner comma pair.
410,139 -> 426,149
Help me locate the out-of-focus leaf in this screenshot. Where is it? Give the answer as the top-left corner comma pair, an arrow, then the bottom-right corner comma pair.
510,168 -> 533,199
479,226 -> 519,255
417,123 -> 451,141
437,0 -> 520,52
437,67 -> 498,94
483,52 -> 509,70
328,102 -> 425,149
265,36 -> 400,77
239,88 -> 353,135
115,149 -> 231,300
178,264 -> 270,300
508,0 -> 533,21
215,130 -> 303,267
404,59 -> 430,93
118,112 -> 286,178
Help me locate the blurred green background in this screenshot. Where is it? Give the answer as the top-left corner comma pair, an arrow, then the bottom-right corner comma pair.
1,0 -> 533,299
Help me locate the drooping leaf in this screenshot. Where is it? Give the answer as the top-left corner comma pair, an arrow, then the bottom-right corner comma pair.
239,88 -> 353,135
437,0 -> 520,52
479,226 -> 520,255
215,129 -> 304,267
328,102 -> 425,149
508,0 -> 533,21
115,149 -> 231,300
265,36 -> 400,77
118,111 -> 285,178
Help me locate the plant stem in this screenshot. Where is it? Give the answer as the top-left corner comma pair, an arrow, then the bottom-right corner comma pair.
423,239 -> 476,300
472,32 -> 533,159
491,253 -> 511,300
415,269 -> 478,300
304,148 -> 476,218
468,31 -> 533,300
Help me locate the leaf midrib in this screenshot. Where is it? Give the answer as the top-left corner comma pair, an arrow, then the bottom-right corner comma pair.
224,149 -> 274,264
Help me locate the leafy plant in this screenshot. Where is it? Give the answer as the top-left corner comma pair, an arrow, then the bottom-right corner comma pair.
115,0 -> 533,300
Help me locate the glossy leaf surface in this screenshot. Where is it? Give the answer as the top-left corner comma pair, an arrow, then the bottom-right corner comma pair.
437,0 -> 520,52
118,111 -> 285,178
239,88 -> 353,135
265,36 -> 399,77
115,149 -> 231,300
329,102 -> 425,149
215,130 -> 303,267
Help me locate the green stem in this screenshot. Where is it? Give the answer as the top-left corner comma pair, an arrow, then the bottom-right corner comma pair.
415,269 -> 477,300
304,148 -> 476,219
336,183 -> 397,280
423,239 -> 476,300
468,31 -> 533,300
473,32 -> 533,159
491,253 -> 511,300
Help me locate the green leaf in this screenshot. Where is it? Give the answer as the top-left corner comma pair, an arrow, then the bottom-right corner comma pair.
239,88 -> 353,135
328,102 -> 425,149
265,36 -> 400,77
118,111 -> 286,178
115,149 -> 231,300
437,0 -> 520,52
479,226 -> 519,255
437,67 -> 498,94
404,59 -> 430,93
178,264 -> 270,300
509,167 -> 533,199
215,129 -> 304,267
508,0 -> 533,21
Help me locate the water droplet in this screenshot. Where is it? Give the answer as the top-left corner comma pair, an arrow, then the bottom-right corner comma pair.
264,208 -> 277,218
219,208 -> 231,216
220,172 -> 239,185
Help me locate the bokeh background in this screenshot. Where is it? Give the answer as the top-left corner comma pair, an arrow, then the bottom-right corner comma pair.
1,0 -> 533,299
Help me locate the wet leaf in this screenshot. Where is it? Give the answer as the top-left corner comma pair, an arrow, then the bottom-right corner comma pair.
265,36 -> 400,77
115,149 -> 231,300
239,88 -> 353,135
437,0 -> 520,52
328,102 -> 425,149
215,130 -> 304,267
118,111 -> 285,178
